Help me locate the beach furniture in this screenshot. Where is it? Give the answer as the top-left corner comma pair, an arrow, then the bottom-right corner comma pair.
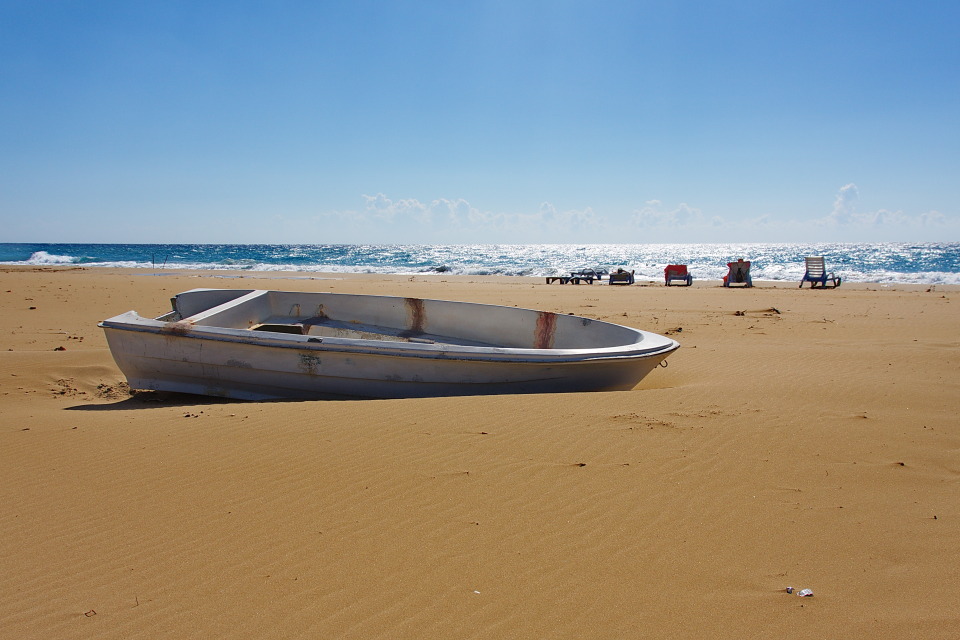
572,268 -> 607,281
799,256 -> 841,288
722,259 -> 753,287
545,274 -> 594,284
608,269 -> 635,285
664,265 -> 693,286
101,288 -> 680,400
545,267 -> 607,284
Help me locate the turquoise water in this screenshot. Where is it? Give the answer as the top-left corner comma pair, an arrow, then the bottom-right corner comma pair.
1,242 -> 958,285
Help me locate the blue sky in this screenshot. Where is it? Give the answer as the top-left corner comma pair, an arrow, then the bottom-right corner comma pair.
2,1 -> 958,244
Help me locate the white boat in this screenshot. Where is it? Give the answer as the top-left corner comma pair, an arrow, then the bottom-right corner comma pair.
100,288 -> 679,400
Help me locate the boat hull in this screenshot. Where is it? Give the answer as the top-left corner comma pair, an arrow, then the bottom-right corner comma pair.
100,289 -> 679,400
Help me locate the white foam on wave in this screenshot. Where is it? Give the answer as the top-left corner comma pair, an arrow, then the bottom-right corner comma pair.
24,251 -> 78,265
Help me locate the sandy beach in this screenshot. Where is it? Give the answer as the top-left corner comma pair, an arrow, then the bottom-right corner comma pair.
1,266 -> 958,639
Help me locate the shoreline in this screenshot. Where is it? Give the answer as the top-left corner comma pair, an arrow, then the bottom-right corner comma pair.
5,240 -> 959,286
3,264 -> 958,292
1,266 -> 958,639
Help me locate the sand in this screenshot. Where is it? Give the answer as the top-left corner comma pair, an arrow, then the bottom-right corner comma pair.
1,266 -> 958,639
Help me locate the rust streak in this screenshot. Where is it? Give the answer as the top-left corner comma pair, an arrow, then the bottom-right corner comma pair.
534,311 -> 556,349
406,298 -> 426,335
161,320 -> 193,336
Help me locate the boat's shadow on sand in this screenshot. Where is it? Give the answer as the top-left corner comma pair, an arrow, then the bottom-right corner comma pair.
64,391 -> 363,411
64,392 -> 240,411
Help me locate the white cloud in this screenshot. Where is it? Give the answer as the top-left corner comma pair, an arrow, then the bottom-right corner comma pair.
537,202 -> 600,230
361,193 -> 428,222
630,201 -> 707,228
829,182 -> 860,224
849,207 -> 947,228
328,187 -> 952,243
820,183 -> 947,234
359,194 -> 499,229
428,198 -> 495,228
347,194 -> 603,241
919,210 -> 947,226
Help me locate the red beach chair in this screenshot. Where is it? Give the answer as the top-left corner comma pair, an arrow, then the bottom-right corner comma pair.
722,259 -> 753,287
664,265 -> 693,286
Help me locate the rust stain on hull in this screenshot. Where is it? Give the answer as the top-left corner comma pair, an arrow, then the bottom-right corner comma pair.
161,320 -> 193,336
534,311 -> 557,349
402,297 -> 426,337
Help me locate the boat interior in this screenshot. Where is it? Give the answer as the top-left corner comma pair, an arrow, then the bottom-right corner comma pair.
163,289 -> 644,351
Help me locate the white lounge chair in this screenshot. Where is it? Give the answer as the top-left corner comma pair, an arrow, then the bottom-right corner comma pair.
799,257 -> 841,288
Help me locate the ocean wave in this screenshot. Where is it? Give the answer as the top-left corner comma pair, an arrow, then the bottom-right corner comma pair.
23,251 -> 80,265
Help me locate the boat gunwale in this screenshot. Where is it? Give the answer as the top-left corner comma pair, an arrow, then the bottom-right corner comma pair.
99,315 -> 680,364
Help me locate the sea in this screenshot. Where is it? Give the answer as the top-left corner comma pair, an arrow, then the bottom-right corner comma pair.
1,242 -> 958,285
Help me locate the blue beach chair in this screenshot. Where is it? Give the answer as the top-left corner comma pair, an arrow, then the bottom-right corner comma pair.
799,256 -> 841,288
